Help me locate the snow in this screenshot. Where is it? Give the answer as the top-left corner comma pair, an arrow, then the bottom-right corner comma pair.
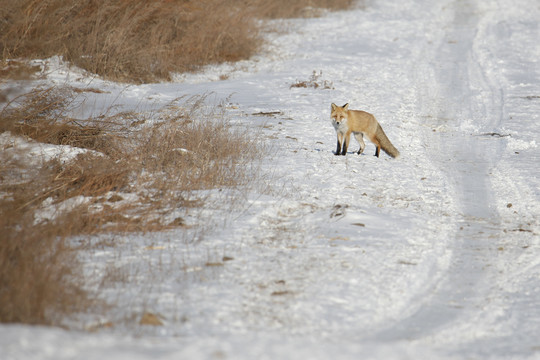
0,131 -> 92,165
2,0 -> 540,358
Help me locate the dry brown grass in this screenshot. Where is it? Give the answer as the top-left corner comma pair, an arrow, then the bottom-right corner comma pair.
0,0 -> 355,83
0,86 -> 123,155
0,157 -> 89,324
2,87 -> 261,231
0,216 -> 89,324
0,87 -> 263,324
1,0 -> 259,83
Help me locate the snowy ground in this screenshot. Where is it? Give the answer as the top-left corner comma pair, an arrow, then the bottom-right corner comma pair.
2,0 -> 540,358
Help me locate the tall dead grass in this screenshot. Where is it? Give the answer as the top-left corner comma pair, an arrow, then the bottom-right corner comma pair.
0,0 -> 355,83
0,86 -> 263,324
0,179 -> 89,325
0,136 -> 90,324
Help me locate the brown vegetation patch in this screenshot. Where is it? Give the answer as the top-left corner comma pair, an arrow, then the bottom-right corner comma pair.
1,0 -> 260,83
0,87 -> 123,155
0,60 -> 40,81
1,0 -> 355,83
0,163 -> 89,324
0,87 -> 264,325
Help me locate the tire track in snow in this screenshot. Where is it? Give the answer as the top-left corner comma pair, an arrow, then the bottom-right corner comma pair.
376,0 -> 506,344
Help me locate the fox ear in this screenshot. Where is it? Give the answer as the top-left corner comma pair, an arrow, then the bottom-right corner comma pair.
342,103 -> 349,110
331,103 -> 337,111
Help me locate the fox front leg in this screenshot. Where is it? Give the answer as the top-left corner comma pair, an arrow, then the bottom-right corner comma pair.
335,136 -> 342,156
340,133 -> 350,155
335,133 -> 347,155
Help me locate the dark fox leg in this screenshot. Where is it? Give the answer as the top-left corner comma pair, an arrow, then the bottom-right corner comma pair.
375,146 -> 380,157
341,135 -> 349,155
335,138 -> 341,155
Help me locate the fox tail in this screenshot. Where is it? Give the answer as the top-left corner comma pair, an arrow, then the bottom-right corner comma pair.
375,124 -> 400,158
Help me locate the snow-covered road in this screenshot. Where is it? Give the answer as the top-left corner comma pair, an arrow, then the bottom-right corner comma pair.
2,0 -> 539,359
377,0 -> 518,348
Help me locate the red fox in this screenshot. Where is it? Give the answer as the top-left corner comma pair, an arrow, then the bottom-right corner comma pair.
331,103 -> 400,158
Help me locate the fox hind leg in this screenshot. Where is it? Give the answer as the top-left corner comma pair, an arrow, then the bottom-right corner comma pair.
353,132 -> 365,155
369,134 -> 381,157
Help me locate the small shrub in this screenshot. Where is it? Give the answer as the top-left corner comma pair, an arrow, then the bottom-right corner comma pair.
290,70 -> 334,90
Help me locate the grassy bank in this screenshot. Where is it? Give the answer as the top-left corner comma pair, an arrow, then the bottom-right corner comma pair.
1,0 -> 353,83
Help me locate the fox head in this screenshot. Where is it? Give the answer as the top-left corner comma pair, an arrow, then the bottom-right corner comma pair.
331,103 -> 349,125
